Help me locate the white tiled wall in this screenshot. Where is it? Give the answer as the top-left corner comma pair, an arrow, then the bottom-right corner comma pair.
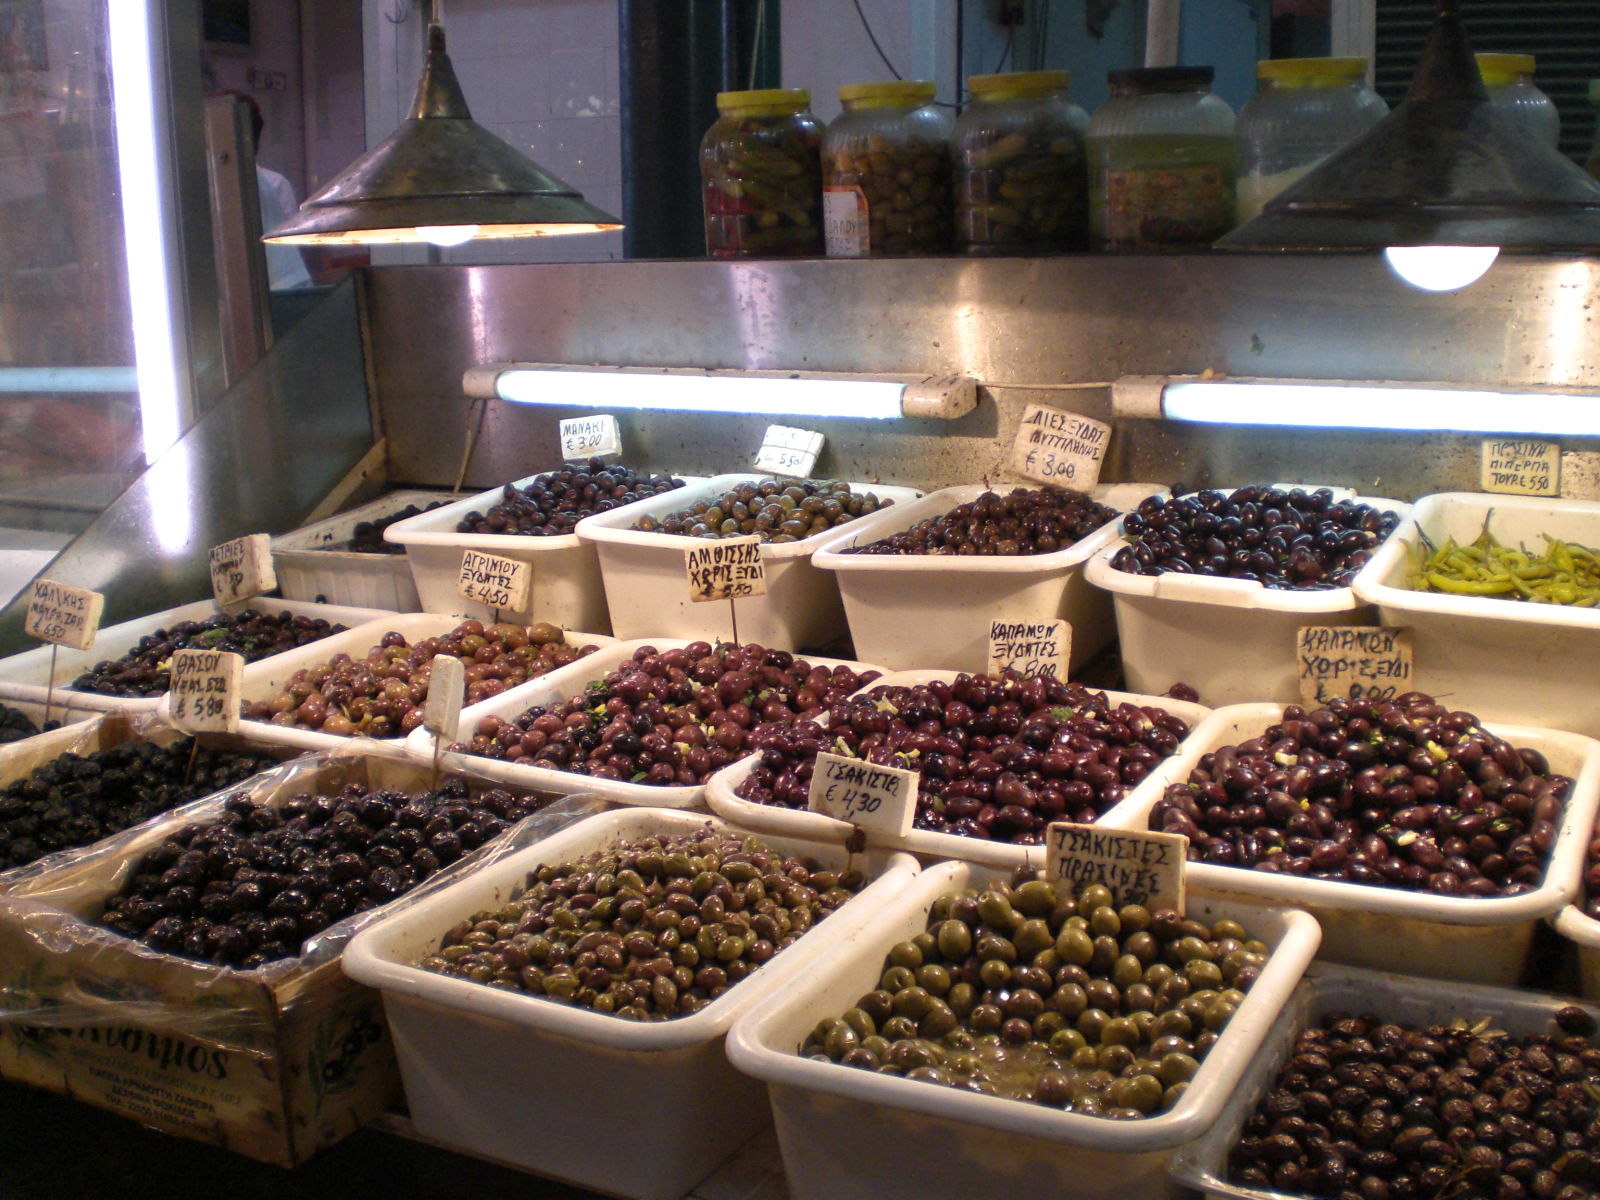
425,0 -> 624,265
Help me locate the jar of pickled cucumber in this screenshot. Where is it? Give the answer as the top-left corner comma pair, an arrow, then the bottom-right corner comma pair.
822,80 -> 953,256
1478,54 -> 1560,150
952,70 -> 1089,254
1235,57 -> 1387,224
700,88 -> 824,258
1087,65 -> 1236,252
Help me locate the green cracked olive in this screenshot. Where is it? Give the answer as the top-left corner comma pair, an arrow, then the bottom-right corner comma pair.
800,870 -> 1271,1118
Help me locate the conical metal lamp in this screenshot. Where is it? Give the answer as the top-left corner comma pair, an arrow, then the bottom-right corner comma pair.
264,23 -> 621,245
1217,0 -> 1600,253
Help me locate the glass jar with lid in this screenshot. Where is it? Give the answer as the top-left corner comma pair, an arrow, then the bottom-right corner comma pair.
822,80 -> 952,256
951,70 -> 1090,254
1087,66 -> 1236,252
1478,54 -> 1560,149
699,88 -> 824,258
1235,57 -> 1387,224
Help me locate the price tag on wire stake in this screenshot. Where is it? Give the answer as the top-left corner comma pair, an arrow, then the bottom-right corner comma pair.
807,752 -> 918,837
1045,823 -> 1187,912
24,579 -> 104,650
988,618 -> 1069,679
1296,626 -> 1413,707
1010,404 -> 1110,490
424,653 -> 466,740
684,537 -> 766,602
753,425 -> 824,478
209,534 -> 275,607
168,649 -> 243,734
458,550 -> 533,613
559,414 -> 622,461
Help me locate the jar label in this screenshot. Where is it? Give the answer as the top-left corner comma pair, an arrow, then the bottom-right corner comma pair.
1103,164 -> 1232,250
823,187 -> 870,257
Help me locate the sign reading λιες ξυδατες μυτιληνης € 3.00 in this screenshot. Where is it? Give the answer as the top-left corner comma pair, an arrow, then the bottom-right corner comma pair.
1009,404 -> 1110,491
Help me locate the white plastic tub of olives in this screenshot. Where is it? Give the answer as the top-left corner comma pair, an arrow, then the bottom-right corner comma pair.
1098,698 -> 1600,986
705,667 -> 1209,870
1083,486 -> 1409,707
1551,903 -> 1600,1001
722,859 -> 1321,1200
272,489 -> 467,612
0,596 -> 397,717
811,482 -> 1157,675
341,807 -> 921,1200
383,465 -> 701,634
575,474 -> 924,650
1167,961 -> 1600,1200
1353,492 -> 1600,739
404,637 -> 886,810
178,612 -> 613,757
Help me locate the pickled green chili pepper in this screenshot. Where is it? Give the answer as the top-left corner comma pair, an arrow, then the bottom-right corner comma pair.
1408,518 -> 1600,606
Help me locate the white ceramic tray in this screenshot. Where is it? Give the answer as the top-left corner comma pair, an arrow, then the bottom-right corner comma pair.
342,807 -> 920,1200
404,638 -> 885,809
705,668 -> 1210,869
1100,701 -> 1600,984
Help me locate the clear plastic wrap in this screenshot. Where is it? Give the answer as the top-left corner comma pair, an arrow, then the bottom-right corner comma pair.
0,741 -> 608,1165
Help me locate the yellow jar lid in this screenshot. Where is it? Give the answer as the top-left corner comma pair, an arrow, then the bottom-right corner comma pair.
1256,56 -> 1369,84
838,79 -> 937,107
968,70 -> 1070,98
1476,53 -> 1535,86
716,88 -> 811,113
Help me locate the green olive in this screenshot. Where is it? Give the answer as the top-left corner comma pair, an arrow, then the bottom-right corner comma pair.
889,940 -> 924,969
918,1001 -> 959,1039
1158,1051 -> 1200,1086
916,963 -> 952,995
892,985 -> 935,1019
1118,903 -> 1152,933
1076,1007 -> 1110,1040
882,1014 -> 919,1040
1088,906 -> 1122,938
979,958 -> 1013,989
1049,1026 -> 1087,1057
1077,883 -> 1114,912
976,890 -> 1020,930
1099,1016 -> 1140,1047
936,918 -> 973,959
1185,959 -> 1224,991
976,932 -> 1018,964
841,1007 -> 876,1039
881,965 -> 916,992
1106,1072 -> 1164,1114
823,1023 -> 860,1058
1049,982 -> 1088,1018
1014,917 -> 1054,959
1011,878 -> 1058,916
1056,926 -> 1094,966
1097,1042 -> 1136,1074
947,981 -> 977,1017
1112,953 -> 1145,990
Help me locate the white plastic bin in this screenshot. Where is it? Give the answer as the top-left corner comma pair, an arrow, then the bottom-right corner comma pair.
341,808 -> 920,1200
405,637 -> 882,809
0,597 -> 395,715
811,483 -> 1154,674
272,490 -> 465,612
385,472 -> 700,632
1084,489 -> 1407,706
577,474 -> 923,651
1167,961 -> 1600,1200
724,858 -> 1320,1200
167,613 -> 611,756
1100,702 -> 1600,984
1353,491 -> 1600,737
706,668 -> 1209,870
1551,903 -> 1600,1000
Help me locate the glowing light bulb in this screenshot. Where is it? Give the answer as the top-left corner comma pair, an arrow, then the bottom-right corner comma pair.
1383,245 -> 1499,292
417,224 -> 479,247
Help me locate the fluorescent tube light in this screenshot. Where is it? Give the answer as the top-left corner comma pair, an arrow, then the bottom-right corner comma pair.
110,0 -> 186,463
464,365 -> 979,421
1112,376 -> 1600,436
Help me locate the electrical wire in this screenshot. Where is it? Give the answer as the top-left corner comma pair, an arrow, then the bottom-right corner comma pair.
747,0 -> 766,90
851,0 -> 902,79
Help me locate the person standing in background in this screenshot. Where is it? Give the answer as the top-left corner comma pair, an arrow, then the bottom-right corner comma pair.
222,90 -> 313,290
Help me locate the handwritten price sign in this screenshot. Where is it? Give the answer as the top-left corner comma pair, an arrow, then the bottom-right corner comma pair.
806,751 -> 918,837
1296,626 -> 1413,707
1480,438 -> 1559,497
1045,823 -> 1187,912
560,414 -> 622,461
167,649 -> 243,734
209,534 -> 275,606
684,536 -> 767,603
423,653 -> 466,740
458,550 -> 533,613
1010,404 -> 1111,490
24,579 -> 104,650
753,425 -> 824,478
989,618 -> 1069,679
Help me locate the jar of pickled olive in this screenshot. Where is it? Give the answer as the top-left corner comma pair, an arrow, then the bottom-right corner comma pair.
952,70 -> 1090,254
699,88 -> 824,258
822,79 -> 953,256
1235,57 -> 1387,223
1478,53 -> 1560,149
1087,65 -> 1236,252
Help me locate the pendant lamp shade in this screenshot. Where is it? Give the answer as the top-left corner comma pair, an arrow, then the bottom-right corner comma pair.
1217,0 -> 1600,253
263,23 -> 621,245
